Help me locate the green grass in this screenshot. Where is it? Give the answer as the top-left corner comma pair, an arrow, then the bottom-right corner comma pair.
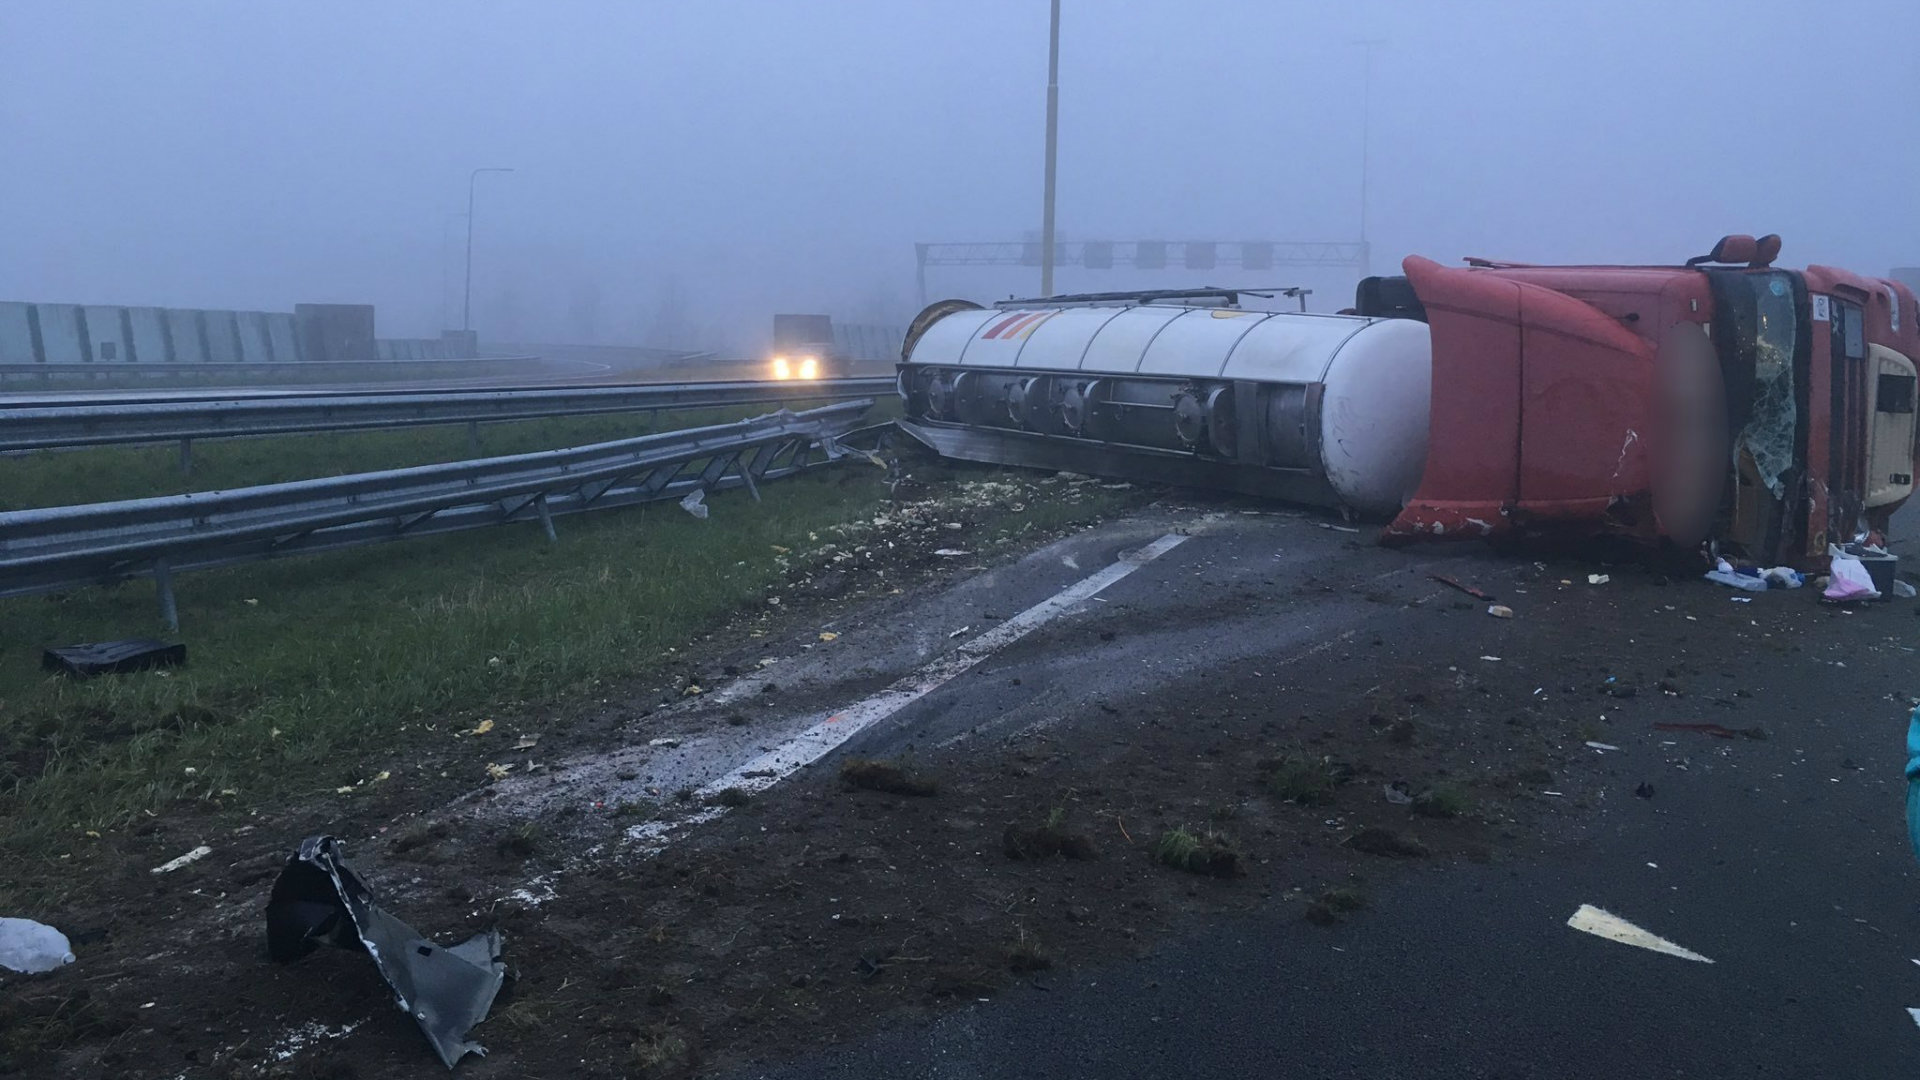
0,405 -> 805,510
0,468 -> 892,905
1257,751 -> 1345,806
0,402 -> 1139,910
1412,781 -> 1474,819
1152,826 -> 1242,877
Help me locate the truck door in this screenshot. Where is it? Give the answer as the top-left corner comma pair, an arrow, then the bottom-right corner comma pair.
1865,344 -> 1917,508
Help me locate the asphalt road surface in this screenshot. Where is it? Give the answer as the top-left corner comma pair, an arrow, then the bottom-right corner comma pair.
679,504 -> 1920,1079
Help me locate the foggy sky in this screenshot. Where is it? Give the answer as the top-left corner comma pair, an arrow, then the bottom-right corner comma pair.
3,0 -> 1916,352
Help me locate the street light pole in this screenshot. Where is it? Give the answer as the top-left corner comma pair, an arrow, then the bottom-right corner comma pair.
1039,0 -> 1061,297
1352,39 -> 1384,277
462,167 -> 514,333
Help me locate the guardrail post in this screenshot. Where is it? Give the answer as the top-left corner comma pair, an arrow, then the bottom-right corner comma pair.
736,456 -> 762,503
178,438 -> 193,476
153,558 -> 179,631
534,493 -> 557,543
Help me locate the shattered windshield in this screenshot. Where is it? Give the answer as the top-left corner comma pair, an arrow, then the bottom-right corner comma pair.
1736,273 -> 1800,499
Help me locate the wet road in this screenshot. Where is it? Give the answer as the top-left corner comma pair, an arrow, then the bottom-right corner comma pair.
663,505 -> 1920,1079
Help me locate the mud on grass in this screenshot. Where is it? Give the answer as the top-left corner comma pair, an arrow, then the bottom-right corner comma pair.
0,453 -> 1139,913
14,534 -> 1644,1079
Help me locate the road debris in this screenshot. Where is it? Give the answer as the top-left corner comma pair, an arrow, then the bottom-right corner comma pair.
678,488 -> 709,519
818,631 -> 840,641
461,719 -> 494,737
1382,781 -> 1414,805
510,734 -> 539,750
1825,548 -> 1880,601
1430,574 -> 1495,601
1896,580 -> 1918,599
948,626 -> 972,638
932,549 -> 972,557
1587,574 -> 1610,585
0,917 -> 75,973
267,836 -> 506,1069
1704,560 -> 1770,591
1584,741 -> 1620,752
484,762 -> 512,780
1655,721 -> 1768,740
1318,522 -> 1360,533
1566,903 -> 1712,963
1487,604 -> 1514,618
42,638 -> 186,678
151,845 -> 212,874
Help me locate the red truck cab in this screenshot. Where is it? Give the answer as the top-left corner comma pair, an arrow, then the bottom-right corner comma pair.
1381,236 -> 1920,568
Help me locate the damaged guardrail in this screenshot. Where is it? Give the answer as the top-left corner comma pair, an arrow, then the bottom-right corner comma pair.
0,400 -> 874,627
0,376 -> 896,469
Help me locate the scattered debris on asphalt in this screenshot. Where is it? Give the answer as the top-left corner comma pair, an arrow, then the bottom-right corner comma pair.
1487,604 -> 1514,618
1430,574 -> 1495,601
1566,903 -> 1712,963
1654,722 -> 1768,740
41,638 -> 185,678
1585,741 -> 1621,752
1587,574 -> 1610,585
267,835 -> 506,1069
679,488 -> 709,519
150,845 -> 212,874
0,917 -> 75,973
1381,781 -> 1414,805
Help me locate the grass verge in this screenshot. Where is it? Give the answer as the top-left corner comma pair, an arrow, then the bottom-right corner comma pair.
0,440 -> 1138,911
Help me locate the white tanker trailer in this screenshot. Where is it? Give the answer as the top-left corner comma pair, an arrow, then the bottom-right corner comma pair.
893,288 -> 1433,516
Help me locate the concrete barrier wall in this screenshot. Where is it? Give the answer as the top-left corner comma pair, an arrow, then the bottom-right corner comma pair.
165,309 -> 207,362
236,311 -> 275,362
127,307 -> 170,363
266,313 -> 300,362
203,311 -> 242,363
0,300 -> 412,364
82,306 -> 131,362
0,302 -> 34,363
37,305 -> 87,364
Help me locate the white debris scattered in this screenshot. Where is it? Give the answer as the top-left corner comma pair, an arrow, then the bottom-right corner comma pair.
1588,574 -> 1610,585
1479,655 -> 1502,662
1566,903 -> 1713,963
949,626 -> 972,639
1585,741 -> 1621,752
678,488 -> 709,519
269,1019 -> 364,1061
932,549 -> 972,557
150,845 -> 212,874
0,917 -> 75,973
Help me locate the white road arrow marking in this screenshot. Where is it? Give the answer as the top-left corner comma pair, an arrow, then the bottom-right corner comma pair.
1567,904 -> 1714,963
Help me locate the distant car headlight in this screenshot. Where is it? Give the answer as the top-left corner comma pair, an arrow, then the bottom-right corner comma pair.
799,356 -> 819,380
771,355 -> 790,379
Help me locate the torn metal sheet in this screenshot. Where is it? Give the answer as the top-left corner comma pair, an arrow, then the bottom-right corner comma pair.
266,835 -> 505,1069
42,638 -> 185,677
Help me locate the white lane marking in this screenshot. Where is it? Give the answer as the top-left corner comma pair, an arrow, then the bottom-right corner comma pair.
628,533 -> 1190,848
1567,904 -> 1714,963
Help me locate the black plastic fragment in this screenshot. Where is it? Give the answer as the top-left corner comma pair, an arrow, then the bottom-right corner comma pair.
266,835 -> 506,1069
41,639 -> 185,678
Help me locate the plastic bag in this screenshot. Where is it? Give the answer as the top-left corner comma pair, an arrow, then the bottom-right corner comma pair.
1825,550 -> 1880,601
1705,569 -> 1768,591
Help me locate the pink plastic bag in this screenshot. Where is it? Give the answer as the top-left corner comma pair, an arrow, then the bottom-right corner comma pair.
1825,552 -> 1880,600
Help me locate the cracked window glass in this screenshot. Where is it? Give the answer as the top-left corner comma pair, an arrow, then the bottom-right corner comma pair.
1738,274 -> 1798,498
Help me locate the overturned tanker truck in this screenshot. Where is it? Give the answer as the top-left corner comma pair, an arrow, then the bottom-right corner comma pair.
894,235 -> 1920,569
